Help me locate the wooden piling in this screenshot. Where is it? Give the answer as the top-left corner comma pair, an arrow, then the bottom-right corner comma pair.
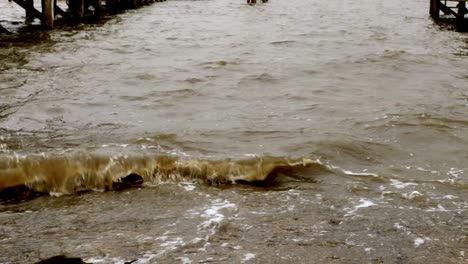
42,0 -> 54,27
430,0 -> 440,19
457,1 -> 466,30
129,0 -> 137,9
25,0 -> 35,21
77,0 -> 84,18
94,0 -> 102,16
106,0 -> 119,14
69,0 -> 85,18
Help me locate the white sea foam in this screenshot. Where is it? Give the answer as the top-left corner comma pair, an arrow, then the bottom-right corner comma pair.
135,254 -> 158,264
426,204 -> 449,212
345,199 -> 376,216
251,211 -> 269,215
199,199 -> 236,233
179,182 -> 196,191
178,256 -> 192,264
447,168 -> 464,178
414,238 -> 424,247
85,256 -> 127,264
160,237 -> 185,251
342,170 -> 378,177
164,149 -> 191,157
242,253 -> 256,263
135,235 -> 153,242
49,192 -> 67,197
441,195 -> 458,199
415,167 -> 439,174
390,179 -> 418,189
402,191 -> 423,200
193,199 -> 237,251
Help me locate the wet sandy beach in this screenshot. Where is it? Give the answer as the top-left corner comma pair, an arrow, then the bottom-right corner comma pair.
1,0 -> 468,263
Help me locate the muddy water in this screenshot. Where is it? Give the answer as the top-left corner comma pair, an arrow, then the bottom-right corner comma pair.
1,0 -> 468,263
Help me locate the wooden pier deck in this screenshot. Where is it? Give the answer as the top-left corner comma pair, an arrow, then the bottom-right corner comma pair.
430,0 -> 468,29
1,0 -> 166,29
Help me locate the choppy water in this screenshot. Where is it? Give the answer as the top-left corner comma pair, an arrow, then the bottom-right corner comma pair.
1,0 -> 468,263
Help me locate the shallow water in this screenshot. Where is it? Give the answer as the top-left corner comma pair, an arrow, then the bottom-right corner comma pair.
1,0 -> 468,263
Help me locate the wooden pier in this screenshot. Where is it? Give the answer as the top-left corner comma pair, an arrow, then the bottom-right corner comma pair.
430,0 -> 467,29
3,0 -> 166,29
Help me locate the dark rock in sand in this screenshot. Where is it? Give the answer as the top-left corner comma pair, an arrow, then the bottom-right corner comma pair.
0,24 -> 9,33
0,184 -> 42,203
111,173 -> 144,191
34,255 -> 139,264
34,255 -> 87,264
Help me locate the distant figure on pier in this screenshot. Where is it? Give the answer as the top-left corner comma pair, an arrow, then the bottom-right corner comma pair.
247,0 -> 268,4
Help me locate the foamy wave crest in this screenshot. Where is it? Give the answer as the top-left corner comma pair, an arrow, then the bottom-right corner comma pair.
0,152 -> 319,198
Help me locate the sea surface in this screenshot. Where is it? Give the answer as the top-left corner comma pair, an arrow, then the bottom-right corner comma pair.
0,0 -> 467,263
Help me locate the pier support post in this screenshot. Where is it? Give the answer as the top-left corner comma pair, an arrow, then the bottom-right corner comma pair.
92,0 -> 102,16
129,0 -> 137,8
430,0 -> 440,19
25,0 -> 35,21
106,0 -> 118,14
69,0 -> 85,18
42,0 -> 54,27
457,1 -> 466,30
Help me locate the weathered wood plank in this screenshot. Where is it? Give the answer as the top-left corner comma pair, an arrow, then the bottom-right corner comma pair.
55,3 -> 67,18
439,1 -> 458,16
12,0 -> 43,20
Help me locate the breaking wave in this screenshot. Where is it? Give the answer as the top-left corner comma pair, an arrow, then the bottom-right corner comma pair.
0,152 -> 321,198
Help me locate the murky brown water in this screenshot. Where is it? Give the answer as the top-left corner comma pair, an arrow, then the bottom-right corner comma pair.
1,0 -> 468,263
